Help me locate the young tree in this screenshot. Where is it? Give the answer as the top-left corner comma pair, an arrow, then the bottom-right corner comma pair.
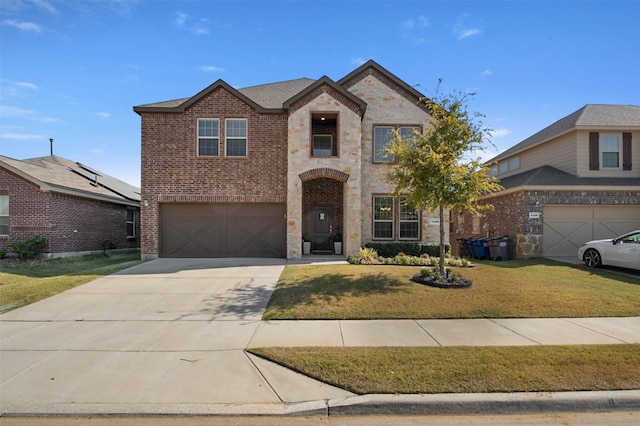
385,82 -> 502,276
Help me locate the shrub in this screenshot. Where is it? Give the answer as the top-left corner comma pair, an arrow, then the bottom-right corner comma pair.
7,236 -> 47,261
364,242 -> 450,258
0,249 -> 5,259
358,247 -> 379,264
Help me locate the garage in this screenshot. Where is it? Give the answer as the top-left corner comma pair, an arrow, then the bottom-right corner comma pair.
543,205 -> 640,257
160,203 -> 286,258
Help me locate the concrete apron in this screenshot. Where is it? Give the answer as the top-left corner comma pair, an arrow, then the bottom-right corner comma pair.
0,258 -> 353,416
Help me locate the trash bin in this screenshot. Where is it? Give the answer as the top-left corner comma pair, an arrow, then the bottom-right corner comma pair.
456,237 -> 469,257
488,237 -> 500,260
466,238 -> 477,258
474,238 -> 490,259
495,236 -> 509,261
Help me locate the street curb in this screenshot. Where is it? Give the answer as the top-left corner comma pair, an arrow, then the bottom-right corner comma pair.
324,390 -> 640,416
2,391 -> 638,417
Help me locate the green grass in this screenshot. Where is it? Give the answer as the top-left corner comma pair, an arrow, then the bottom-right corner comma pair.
263,259 -> 640,320
249,344 -> 640,394
0,251 -> 142,312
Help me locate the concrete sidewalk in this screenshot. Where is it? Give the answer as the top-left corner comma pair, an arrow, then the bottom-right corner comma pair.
1,258 -> 639,416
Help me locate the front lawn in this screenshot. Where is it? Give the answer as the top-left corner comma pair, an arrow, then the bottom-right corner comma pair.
249,344 -> 640,394
263,259 -> 640,320
0,251 -> 142,313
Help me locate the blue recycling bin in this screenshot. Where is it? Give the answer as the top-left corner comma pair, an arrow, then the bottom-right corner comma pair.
474,238 -> 490,259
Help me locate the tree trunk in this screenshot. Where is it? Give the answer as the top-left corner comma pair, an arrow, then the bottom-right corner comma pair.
439,204 -> 445,276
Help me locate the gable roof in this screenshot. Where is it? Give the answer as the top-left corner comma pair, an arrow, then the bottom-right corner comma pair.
0,155 -> 140,206
497,165 -> 640,190
490,104 -> 640,163
283,76 -> 368,116
133,59 -> 429,116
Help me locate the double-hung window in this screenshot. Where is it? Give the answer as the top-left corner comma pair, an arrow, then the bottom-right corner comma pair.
126,208 -> 137,239
399,197 -> 419,239
0,195 -> 8,236
601,134 -> 620,168
373,126 -> 420,163
197,119 -> 219,156
225,119 -> 247,157
373,196 -> 394,239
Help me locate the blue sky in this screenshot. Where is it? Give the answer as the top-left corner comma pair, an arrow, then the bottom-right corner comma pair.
1,0 -> 639,186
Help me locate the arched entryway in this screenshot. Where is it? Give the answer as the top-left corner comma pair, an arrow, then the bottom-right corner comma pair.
299,168 -> 348,255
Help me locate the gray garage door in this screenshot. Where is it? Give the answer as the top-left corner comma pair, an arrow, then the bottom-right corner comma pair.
160,203 -> 286,258
543,205 -> 640,257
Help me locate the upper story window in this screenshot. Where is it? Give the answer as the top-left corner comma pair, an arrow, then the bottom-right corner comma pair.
491,156 -> 520,176
311,113 -> 338,157
197,118 -> 219,156
373,125 -> 420,163
225,119 -> 247,157
589,132 -> 632,171
126,208 -> 137,239
601,134 -> 620,168
0,195 -> 8,236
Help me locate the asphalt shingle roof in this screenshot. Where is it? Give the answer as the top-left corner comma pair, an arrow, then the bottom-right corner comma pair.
1,155 -> 140,204
497,165 -> 640,190
490,104 -> 640,163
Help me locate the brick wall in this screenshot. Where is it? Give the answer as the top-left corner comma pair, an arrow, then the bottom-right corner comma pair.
1,167 -> 139,256
139,86 -> 288,259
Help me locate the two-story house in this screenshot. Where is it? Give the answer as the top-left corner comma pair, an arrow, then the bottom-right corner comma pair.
134,60 -> 445,260
452,104 -> 640,258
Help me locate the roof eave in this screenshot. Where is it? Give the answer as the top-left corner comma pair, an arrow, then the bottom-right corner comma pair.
283,76 -> 368,116
477,184 -> 640,200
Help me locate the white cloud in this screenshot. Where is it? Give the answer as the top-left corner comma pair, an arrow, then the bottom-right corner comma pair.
453,15 -> 482,40
0,105 -> 63,123
31,0 -> 57,15
490,128 -> 511,138
14,81 -> 38,90
175,11 -> 188,27
351,57 -> 366,66
481,70 -> 492,76
2,19 -> 42,32
175,11 -> 209,35
199,65 -> 224,73
0,133 -> 45,140
95,112 -> 111,119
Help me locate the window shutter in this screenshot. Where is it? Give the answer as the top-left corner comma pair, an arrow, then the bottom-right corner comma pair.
622,132 -> 632,171
589,132 -> 599,170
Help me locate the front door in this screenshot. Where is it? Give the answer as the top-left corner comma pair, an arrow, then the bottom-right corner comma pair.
312,206 -> 333,253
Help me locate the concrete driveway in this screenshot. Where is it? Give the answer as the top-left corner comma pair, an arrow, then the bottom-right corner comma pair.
0,258 -> 353,416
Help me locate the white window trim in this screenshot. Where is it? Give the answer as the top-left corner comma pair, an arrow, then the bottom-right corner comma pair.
126,208 -> 136,239
312,134 -> 334,157
373,196 -> 394,240
197,118 -> 220,157
600,133 -> 621,169
225,118 -> 248,157
0,195 -> 8,236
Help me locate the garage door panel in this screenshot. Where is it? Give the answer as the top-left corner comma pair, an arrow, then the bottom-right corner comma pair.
543,206 -> 640,257
160,203 -> 285,258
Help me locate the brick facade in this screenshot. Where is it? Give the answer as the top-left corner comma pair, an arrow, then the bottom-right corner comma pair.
140,87 -> 288,260
1,167 -> 139,256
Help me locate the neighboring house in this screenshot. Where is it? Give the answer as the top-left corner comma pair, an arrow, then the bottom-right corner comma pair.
0,155 -> 141,257
134,60 -> 445,260
451,104 -> 640,258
